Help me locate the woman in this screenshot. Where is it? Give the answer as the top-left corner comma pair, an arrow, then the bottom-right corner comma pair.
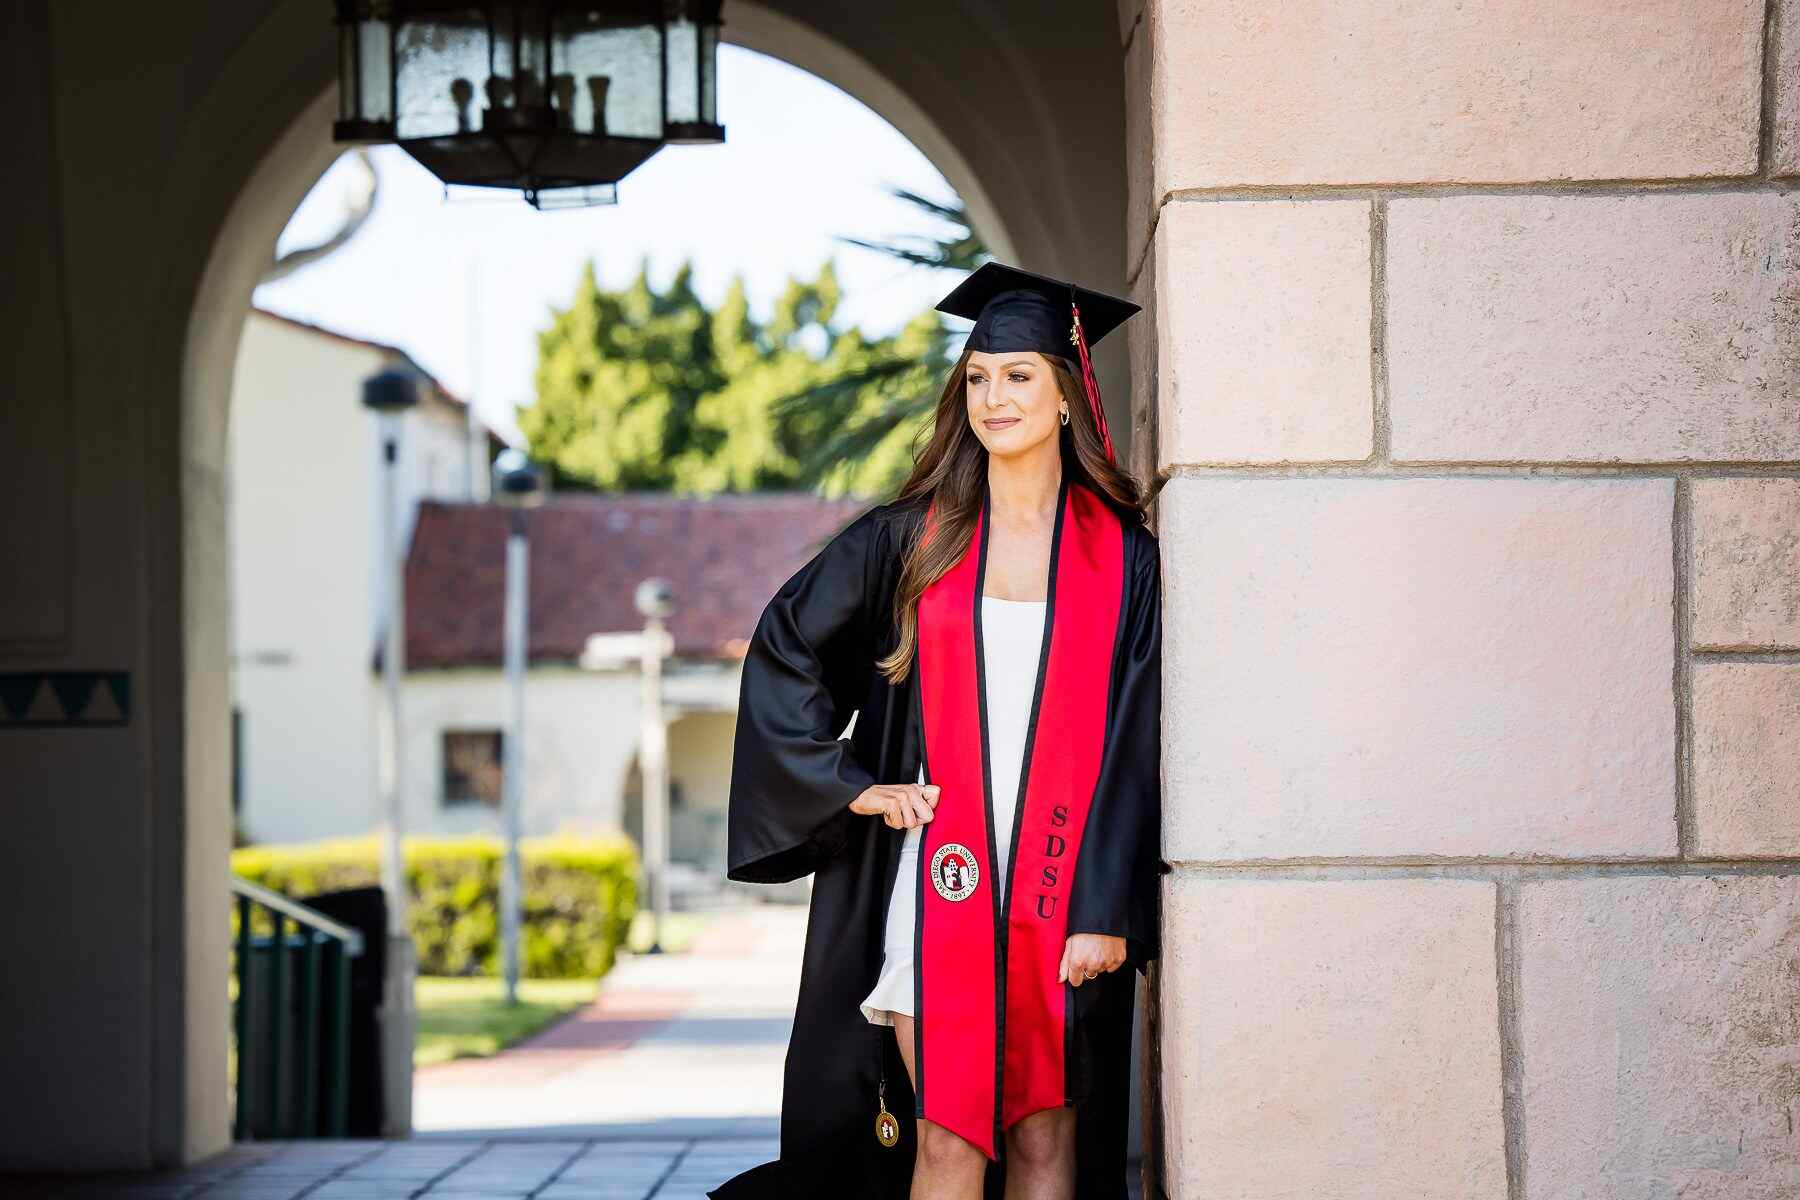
710,263 -> 1162,1200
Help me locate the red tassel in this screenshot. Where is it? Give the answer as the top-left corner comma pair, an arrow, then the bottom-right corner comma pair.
1069,302 -> 1115,463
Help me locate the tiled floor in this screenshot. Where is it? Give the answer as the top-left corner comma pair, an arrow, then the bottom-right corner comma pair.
8,909 -> 799,1200
3,1136 -> 1145,1199
5,1136 -> 775,1199
7,905 -> 1144,1197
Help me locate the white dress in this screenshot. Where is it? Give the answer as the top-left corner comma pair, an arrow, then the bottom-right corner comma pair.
859,596 -> 1047,1027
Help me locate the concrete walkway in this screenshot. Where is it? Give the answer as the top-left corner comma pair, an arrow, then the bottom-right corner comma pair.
413,904 -> 804,1138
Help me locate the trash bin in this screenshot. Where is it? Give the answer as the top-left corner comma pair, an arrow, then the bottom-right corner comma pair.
301,886 -> 390,1138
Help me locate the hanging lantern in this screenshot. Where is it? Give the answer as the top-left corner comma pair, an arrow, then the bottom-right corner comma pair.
331,1 -> 726,209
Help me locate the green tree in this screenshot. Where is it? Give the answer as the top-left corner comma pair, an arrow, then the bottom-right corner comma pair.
521,259 -> 723,491
524,257 -> 869,491
521,187 -> 986,498
773,187 -> 989,495
675,268 -> 845,492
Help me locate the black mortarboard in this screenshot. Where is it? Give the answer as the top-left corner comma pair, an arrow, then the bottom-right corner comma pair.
935,262 -> 1140,355
935,262 -> 1140,461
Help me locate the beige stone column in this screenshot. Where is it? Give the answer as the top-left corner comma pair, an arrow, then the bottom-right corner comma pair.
1123,1 -> 1800,1196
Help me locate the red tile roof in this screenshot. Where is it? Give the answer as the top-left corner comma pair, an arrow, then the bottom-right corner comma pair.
402,493 -> 870,668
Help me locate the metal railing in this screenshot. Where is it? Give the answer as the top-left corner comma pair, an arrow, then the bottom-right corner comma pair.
231,877 -> 365,1140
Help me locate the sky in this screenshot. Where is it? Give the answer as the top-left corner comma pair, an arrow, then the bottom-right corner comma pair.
253,45 -> 969,442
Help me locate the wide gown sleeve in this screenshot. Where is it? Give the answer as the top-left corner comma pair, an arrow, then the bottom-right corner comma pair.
725,507 -> 885,884
1066,523 -> 1163,970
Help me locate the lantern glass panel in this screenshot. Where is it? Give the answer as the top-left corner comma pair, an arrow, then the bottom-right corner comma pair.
394,6 -> 491,140
335,2 -> 394,133
487,1 -> 551,114
664,16 -> 699,127
551,6 -> 662,141
358,17 -> 395,123
337,23 -> 361,123
660,0 -> 721,142
530,182 -> 620,209
697,22 -> 716,125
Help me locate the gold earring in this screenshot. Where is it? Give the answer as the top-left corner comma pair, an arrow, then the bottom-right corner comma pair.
1059,406 -> 1070,426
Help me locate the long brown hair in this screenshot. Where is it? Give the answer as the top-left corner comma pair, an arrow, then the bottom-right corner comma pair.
876,348 -> 1145,684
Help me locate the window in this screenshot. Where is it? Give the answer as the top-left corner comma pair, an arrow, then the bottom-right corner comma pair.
442,729 -> 503,807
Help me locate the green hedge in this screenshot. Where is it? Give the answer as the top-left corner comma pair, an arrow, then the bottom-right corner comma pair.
231,834 -> 638,980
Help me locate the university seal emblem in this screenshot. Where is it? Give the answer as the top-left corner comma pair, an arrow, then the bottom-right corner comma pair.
930,842 -> 979,903
874,1104 -> 899,1148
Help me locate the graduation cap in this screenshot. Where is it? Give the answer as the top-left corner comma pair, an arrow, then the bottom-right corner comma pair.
935,262 -> 1140,462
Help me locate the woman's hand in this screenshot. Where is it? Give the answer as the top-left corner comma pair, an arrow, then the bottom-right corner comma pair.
849,783 -> 940,830
1058,933 -> 1127,987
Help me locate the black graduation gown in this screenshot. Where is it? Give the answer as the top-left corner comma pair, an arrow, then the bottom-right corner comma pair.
708,489 -> 1162,1200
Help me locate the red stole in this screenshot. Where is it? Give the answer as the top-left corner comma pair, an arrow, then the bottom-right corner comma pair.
912,481 -> 1125,1159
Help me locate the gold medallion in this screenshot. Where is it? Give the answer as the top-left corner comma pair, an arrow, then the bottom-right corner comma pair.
874,1095 -> 899,1148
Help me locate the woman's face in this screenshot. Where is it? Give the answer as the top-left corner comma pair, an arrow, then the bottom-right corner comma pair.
963,350 -> 1065,461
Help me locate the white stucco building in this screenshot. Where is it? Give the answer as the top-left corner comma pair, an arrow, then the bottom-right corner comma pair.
228,320 -> 861,873
228,307 -> 495,845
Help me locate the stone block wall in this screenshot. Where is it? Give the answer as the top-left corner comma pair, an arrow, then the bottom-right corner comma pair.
1122,1 -> 1800,1195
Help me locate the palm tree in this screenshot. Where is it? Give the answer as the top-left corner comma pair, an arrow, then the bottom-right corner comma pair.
778,186 -> 988,492
837,187 -> 986,274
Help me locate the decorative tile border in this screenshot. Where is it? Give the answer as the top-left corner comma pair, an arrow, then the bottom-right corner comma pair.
0,672 -> 130,727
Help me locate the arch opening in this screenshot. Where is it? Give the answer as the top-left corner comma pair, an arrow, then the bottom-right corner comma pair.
172,0 -> 1128,1169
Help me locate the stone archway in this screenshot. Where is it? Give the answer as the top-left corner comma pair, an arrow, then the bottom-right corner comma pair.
165,0 -> 1129,1168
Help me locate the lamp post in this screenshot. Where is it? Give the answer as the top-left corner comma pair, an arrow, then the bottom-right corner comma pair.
492,449 -> 547,1006
363,368 -> 418,931
633,577 -> 676,954
578,582 -> 676,954
361,365 -> 419,1138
